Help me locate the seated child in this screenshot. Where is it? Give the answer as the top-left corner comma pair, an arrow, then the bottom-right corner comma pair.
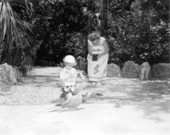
59,55 -> 78,101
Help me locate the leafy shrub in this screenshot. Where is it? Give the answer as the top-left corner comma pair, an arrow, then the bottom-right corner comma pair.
151,63 -> 170,79
107,63 -> 121,77
122,61 -> 140,78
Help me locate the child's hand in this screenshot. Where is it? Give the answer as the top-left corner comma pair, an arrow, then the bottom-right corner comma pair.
64,87 -> 70,92
70,87 -> 75,92
77,71 -> 85,82
79,72 -> 85,80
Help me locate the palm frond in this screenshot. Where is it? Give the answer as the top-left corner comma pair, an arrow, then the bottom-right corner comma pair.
0,0 -> 35,68
0,1 -> 34,47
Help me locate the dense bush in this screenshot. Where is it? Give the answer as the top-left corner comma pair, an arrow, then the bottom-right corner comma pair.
0,0 -> 37,75
106,0 -> 169,67
33,0 -> 98,65
1,0 -> 169,68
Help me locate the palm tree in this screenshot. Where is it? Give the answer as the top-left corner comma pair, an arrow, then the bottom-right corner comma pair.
0,0 -> 36,74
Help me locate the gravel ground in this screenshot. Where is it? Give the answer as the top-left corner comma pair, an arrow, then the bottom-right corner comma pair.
0,67 -> 62,105
0,67 -> 90,106
1,67 -> 170,106
0,85 -> 61,105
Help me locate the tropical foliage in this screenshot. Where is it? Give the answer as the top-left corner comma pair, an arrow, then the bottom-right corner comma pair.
107,0 -> 169,67
0,0 -> 169,70
0,0 -> 37,74
32,0 -> 100,65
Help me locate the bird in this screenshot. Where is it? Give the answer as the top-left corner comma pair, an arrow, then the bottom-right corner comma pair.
61,91 -> 88,109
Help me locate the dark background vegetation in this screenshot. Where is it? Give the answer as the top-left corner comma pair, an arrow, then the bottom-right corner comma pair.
0,0 -> 169,71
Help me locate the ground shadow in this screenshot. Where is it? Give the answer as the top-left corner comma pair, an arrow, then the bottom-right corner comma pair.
42,106 -> 84,113
22,75 -> 59,87
85,79 -> 170,122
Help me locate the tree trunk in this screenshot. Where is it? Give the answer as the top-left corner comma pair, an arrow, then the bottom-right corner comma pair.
100,0 -> 108,37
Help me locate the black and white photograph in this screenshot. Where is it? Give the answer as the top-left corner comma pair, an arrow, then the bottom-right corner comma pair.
0,0 -> 170,135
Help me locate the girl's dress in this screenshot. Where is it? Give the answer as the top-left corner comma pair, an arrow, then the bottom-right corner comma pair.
87,37 -> 108,82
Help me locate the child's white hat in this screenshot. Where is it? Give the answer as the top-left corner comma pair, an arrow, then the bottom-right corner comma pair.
63,55 -> 77,66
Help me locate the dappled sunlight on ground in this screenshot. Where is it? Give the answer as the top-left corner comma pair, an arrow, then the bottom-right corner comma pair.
1,67 -> 170,109
85,77 -> 170,122
0,67 -> 170,135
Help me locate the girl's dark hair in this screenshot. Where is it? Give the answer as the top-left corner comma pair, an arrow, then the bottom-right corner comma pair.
88,31 -> 101,41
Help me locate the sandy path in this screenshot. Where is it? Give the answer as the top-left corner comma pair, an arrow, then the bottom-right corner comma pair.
0,67 -> 170,135
0,104 -> 170,135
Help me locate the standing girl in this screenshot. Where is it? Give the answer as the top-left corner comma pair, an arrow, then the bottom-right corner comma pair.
87,31 -> 109,86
